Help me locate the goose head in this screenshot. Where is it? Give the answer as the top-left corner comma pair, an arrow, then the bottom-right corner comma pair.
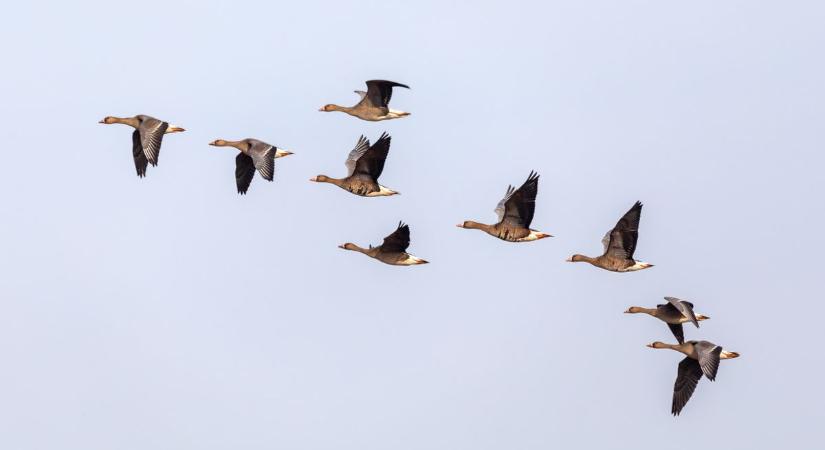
624,307 -> 644,314
310,175 -> 330,182
319,104 -> 341,112
646,341 -> 669,349
567,254 -> 588,262
456,220 -> 485,229
209,139 -> 229,147
275,149 -> 294,158
98,116 -> 117,124
338,243 -> 358,250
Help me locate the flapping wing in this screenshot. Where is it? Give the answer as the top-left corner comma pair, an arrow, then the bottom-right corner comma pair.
131,130 -> 148,178
672,357 -> 704,416
364,80 -> 409,108
345,135 -> 371,176
665,297 -> 699,328
235,153 -> 256,195
667,323 -> 686,345
354,132 -> 391,180
138,117 -> 168,166
604,201 -> 642,259
381,222 -> 411,253
248,141 -> 276,181
694,341 -> 722,381
494,185 -> 516,222
501,171 -> 539,228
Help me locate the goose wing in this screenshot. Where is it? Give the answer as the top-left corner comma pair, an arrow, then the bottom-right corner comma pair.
694,341 -> 722,381
495,185 -> 516,222
604,201 -> 642,259
500,171 -> 539,228
248,139 -> 276,181
131,130 -> 148,178
235,153 -> 256,195
345,135 -> 371,176
664,296 -> 699,328
362,80 -> 409,108
672,357 -> 703,416
666,323 -> 686,345
353,132 -> 391,180
137,116 -> 168,166
381,222 -> 410,253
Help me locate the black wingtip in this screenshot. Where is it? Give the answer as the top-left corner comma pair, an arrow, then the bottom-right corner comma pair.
367,79 -> 410,89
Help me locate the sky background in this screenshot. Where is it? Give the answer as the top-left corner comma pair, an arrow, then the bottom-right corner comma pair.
1,1 -> 823,449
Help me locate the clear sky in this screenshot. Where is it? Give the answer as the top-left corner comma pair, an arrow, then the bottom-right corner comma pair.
1,1 -> 823,449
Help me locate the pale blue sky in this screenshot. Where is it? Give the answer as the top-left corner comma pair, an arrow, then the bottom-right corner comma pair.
1,1 -> 823,449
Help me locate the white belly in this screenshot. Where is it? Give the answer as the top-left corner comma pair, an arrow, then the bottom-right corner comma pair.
622,261 -> 654,272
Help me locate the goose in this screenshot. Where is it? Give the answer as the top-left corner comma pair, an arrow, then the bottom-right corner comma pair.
208,139 -> 293,194
567,201 -> 653,271
310,133 -> 398,197
625,297 -> 710,344
456,171 -> 551,242
319,80 -> 410,121
99,115 -> 185,177
647,340 -> 740,415
339,222 -> 428,266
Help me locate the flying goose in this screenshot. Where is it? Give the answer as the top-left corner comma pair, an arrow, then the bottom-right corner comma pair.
456,171 -> 551,242
567,201 -> 653,271
319,80 -> 410,121
99,115 -> 185,177
208,139 -> 293,194
625,297 -> 710,344
647,340 -> 740,415
310,133 -> 398,197
339,222 -> 428,266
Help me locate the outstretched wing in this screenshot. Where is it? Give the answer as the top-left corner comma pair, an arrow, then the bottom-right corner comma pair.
667,323 -> 685,345
694,341 -> 722,381
247,140 -> 276,181
235,153 -> 256,194
363,80 -> 409,108
131,130 -> 148,178
500,171 -> 539,228
381,222 -> 411,253
138,117 -> 168,166
665,296 -> 699,328
672,357 -> 704,416
345,135 -> 371,176
604,201 -> 642,259
353,132 -> 391,180
495,185 -> 516,222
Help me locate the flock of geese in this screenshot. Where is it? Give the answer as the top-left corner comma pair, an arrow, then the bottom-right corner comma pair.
99,79 -> 739,416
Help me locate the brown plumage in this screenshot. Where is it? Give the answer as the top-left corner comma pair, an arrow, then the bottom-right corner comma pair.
339,222 -> 428,266
567,201 -> 653,271
319,80 -> 410,121
209,139 -> 293,194
625,297 -> 710,344
457,171 -> 551,242
310,133 -> 398,197
647,340 -> 740,415
99,115 -> 185,177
